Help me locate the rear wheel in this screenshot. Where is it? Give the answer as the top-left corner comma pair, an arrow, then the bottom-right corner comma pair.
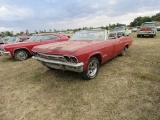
15,50 -> 29,61
82,57 -> 99,80
120,47 -> 127,56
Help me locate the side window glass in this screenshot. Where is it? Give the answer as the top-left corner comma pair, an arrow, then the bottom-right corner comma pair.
41,35 -> 60,41
108,32 -> 117,40
52,35 -> 60,40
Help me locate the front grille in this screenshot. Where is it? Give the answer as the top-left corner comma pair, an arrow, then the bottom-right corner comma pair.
140,31 -> 152,33
33,52 -> 64,62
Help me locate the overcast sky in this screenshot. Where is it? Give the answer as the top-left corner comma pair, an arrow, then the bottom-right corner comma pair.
0,0 -> 160,33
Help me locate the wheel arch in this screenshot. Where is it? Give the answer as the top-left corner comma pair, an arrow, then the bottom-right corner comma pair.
88,53 -> 102,65
125,44 -> 129,49
13,48 -> 31,56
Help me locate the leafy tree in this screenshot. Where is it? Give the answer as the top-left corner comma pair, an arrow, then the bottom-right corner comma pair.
26,30 -> 29,34
34,30 -> 38,34
130,15 -> 154,27
49,29 -> 52,32
0,31 -> 13,37
39,30 -> 42,33
20,31 -> 24,35
151,12 -> 160,21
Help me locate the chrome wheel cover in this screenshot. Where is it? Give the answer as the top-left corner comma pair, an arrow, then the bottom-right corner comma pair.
17,51 -> 27,60
87,60 -> 98,77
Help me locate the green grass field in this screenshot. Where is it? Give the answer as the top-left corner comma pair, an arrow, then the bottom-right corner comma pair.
0,32 -> 160,120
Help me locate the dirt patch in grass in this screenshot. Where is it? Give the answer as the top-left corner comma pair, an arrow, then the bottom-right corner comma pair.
0,32 -> 160,120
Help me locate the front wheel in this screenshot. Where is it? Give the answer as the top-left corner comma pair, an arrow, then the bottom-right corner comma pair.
15,50 -> 29,61
151,35 -> 155,38
81,57 -> 99,80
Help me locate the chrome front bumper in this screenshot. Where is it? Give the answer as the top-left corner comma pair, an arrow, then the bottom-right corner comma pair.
137,31 -> 155,35
0,51 -> 11,56
32,56 -> 84,73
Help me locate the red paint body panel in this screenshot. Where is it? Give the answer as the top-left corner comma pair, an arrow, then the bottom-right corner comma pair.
32,36 -> 132,71
0,33 -> 69,57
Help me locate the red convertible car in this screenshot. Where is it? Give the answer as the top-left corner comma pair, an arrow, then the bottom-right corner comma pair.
32,30 -> 132,80
0,33 -> 69,60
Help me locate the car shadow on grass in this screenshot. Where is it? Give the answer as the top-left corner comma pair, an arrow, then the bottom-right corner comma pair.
47,69 -> 82,81
137,36 -> 156,38
31,67 -> 84,84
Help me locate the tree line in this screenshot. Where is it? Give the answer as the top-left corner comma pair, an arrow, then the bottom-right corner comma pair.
130,12 -> 160,27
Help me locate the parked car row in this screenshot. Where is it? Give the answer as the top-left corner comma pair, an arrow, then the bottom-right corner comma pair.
58,31 -> 74,38
0,34 -> 30,44
0,29 -> 132,79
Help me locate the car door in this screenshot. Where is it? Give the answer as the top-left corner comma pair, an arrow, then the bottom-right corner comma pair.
101,39 -> 114,63
112,37 -> 122,56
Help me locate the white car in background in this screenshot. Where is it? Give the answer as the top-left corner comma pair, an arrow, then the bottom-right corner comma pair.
156,26 -> 160,31
132,28 -> 138,32
109,26 -> 131,38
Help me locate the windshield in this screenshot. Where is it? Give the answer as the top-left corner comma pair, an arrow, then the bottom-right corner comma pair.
65,31 -> 73,34
7,37 -> 19,43
27,35 -> 56,41
142,23 -> 155,27
0,38 -> 3,43
27,35 -> 41,41
70,30 -> 106,40
112,27 -> 125,31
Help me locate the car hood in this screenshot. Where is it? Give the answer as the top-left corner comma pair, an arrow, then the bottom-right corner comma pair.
140,27 -> 153,31
32,40 -> 103,55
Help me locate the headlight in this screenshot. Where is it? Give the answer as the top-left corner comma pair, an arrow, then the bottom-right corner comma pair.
64,56 -> 78,63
